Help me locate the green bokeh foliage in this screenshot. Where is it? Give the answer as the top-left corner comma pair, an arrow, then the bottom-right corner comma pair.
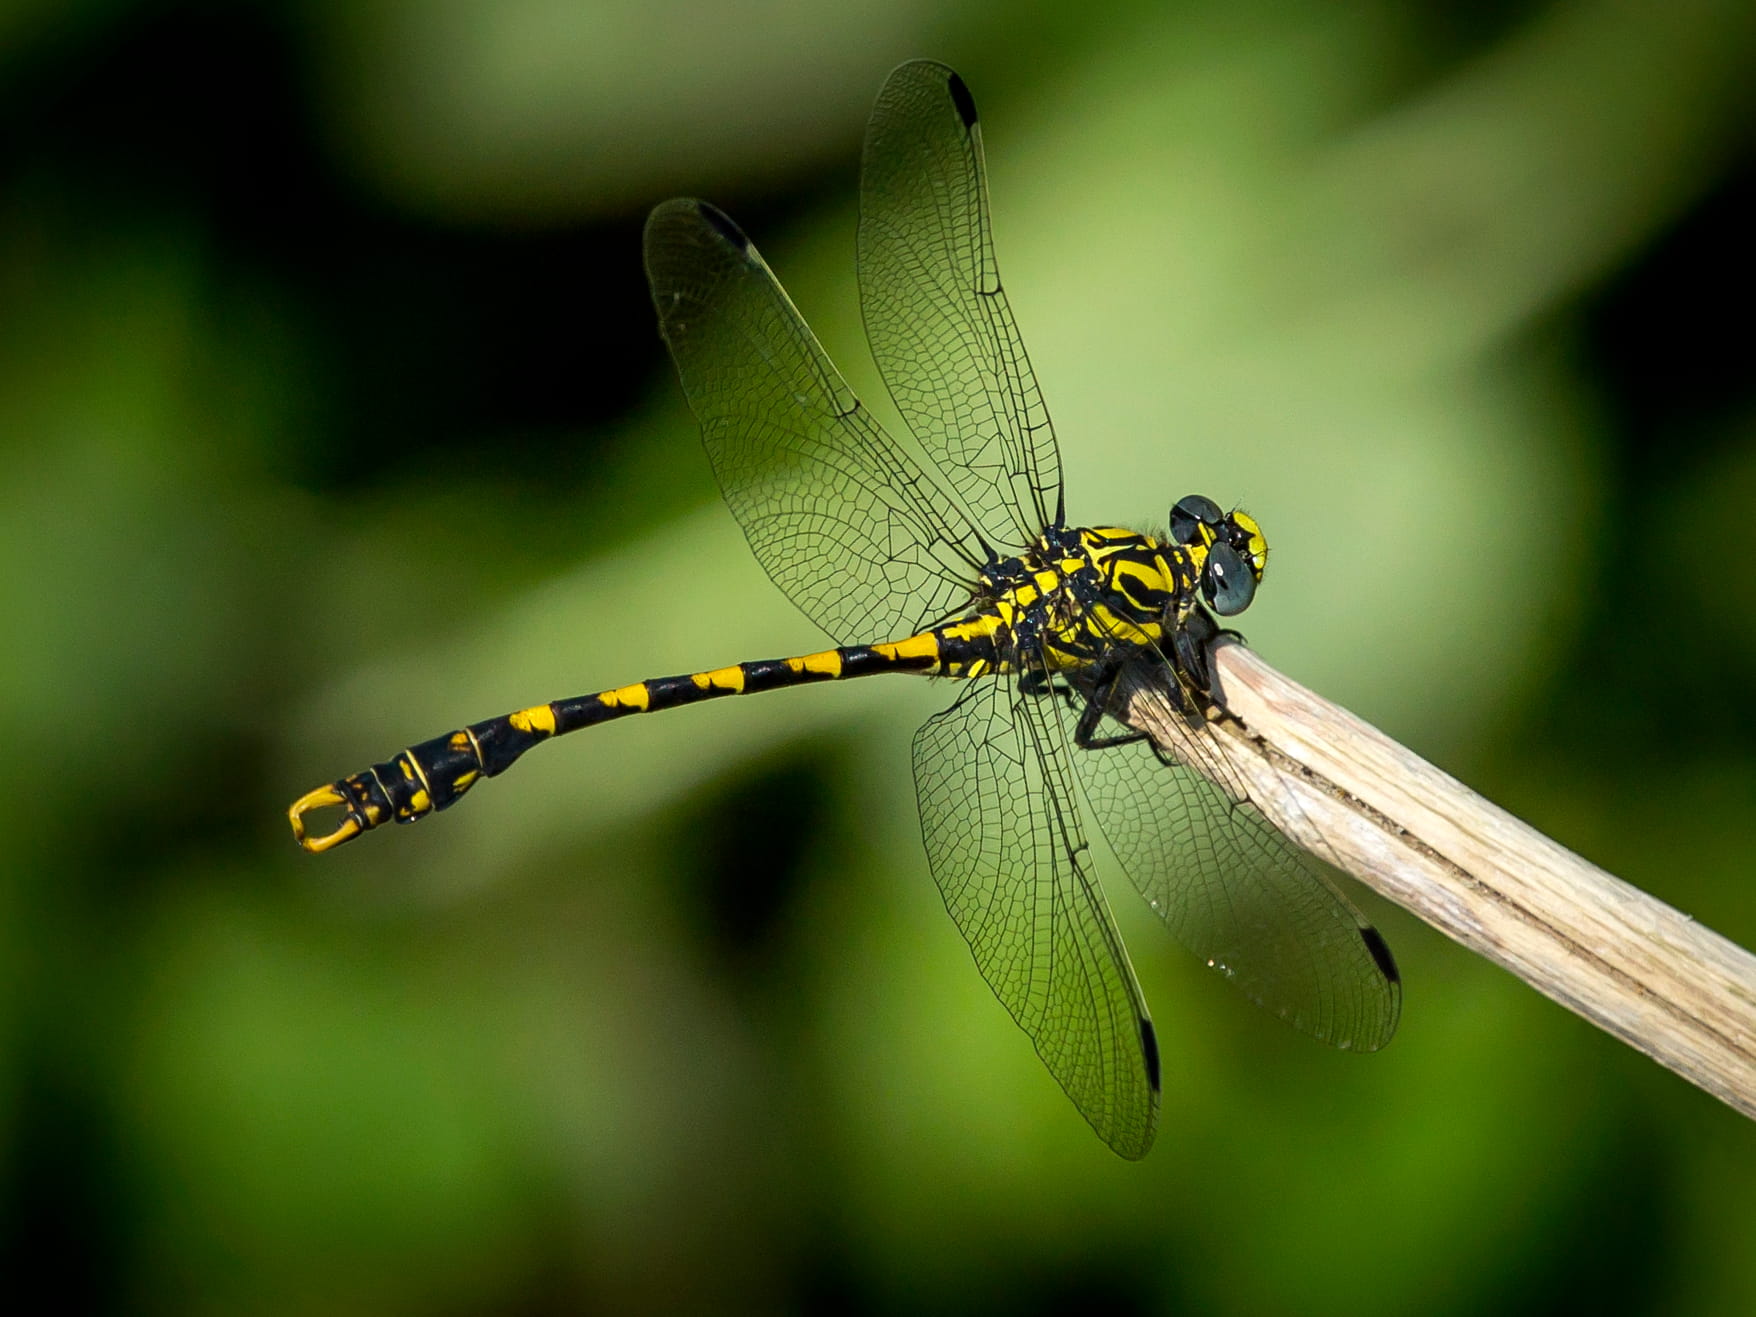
3,1 -> 1754,1312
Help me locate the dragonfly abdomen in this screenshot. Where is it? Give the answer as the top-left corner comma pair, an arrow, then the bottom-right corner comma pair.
288,625 -> 995,853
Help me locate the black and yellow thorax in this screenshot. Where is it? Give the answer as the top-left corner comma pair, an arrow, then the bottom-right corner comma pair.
922,524 -> 1204,678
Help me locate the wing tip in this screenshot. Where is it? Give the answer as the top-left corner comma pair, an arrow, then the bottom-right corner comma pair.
696,200 -> 752,253
1359,924 -> 1400,986
946,70 -> 978,128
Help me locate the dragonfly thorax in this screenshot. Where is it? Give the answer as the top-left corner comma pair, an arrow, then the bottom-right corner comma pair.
974,524 -> 1200,675
965,497 -> 1270,678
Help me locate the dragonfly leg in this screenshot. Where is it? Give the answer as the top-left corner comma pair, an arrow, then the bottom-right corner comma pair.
1070,662 -> 1157,753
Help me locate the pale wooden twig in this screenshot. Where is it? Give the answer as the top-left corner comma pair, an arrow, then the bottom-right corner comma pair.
1110,638 -> 1756,1120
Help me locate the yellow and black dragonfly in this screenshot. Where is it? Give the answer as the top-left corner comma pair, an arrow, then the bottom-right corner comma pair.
289,60 -> 1399,1158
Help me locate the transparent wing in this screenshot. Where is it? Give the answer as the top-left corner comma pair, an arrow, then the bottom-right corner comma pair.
644,197 -> 987,646
914,670 -> 1160,1158
859,59 -> 1062,550
1063,656 -> 1401,1051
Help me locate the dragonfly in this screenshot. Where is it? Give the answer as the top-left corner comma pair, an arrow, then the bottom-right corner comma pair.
289,59 -> 1399,1158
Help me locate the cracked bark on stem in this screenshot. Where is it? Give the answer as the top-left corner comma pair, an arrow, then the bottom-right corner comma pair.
1112,638 -> 1756,1119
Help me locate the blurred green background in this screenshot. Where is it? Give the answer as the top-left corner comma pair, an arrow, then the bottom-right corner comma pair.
4,0 -> 1755,1312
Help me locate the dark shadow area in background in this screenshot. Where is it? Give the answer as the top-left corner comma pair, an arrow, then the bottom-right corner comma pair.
0,1032 -> 125,1314
795,1225 -> 1164,1317
680,746 -> 836,976
1543,159 -> 1756,757
1584,162 -> 1756,469
1491,1105 -> 1675,1317
0,5 -> 654,494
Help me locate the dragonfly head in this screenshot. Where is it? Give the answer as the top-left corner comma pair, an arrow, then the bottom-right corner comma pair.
1169,494 -> 1267,617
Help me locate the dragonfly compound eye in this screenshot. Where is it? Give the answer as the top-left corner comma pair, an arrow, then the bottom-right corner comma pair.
1169,494 -> 1224,546
1203,540 -> 1257,616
